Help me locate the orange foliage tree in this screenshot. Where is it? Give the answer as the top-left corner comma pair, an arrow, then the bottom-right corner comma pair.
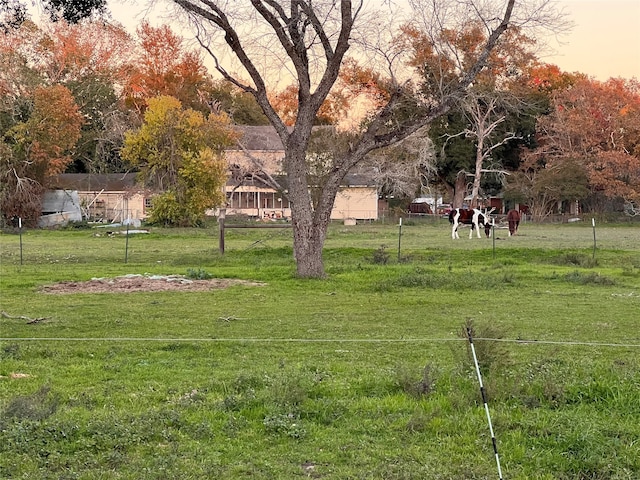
124,22 -> 210,114
530,77 -> 640,210
401,21 -> 543,207
0,19 -> 132,87
0,19 -> 136,173
1,84 -> 83,223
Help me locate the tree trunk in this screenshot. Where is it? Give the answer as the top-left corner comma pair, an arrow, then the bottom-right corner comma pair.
452,171 -> 467,208
470,137 -> 484,208
291,218 -> 328,278
284,135 -> 335,278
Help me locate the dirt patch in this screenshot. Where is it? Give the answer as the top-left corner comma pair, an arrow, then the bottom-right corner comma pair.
40,274 -> 265,294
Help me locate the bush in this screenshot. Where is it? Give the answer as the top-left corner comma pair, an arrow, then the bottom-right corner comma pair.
186,268 -> 213,280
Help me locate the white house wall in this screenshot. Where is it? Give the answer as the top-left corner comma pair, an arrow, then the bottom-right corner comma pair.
220,186 -> 378,221
332,187 -> 378,220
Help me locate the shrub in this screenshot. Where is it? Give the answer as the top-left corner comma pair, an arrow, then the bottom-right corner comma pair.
186,267 -> 213,280
371,245 -> 390,265
394,363 -> 436,398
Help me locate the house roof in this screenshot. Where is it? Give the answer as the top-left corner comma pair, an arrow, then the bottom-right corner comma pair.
342,173 -> 375,187
232,126 -> 287,151
231,125 -> 332,151
51,126 -> 376,192
50,173 -> 139,191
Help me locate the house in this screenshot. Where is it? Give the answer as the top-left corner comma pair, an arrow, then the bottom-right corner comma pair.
46,126 -> 380,224
224,125 -> 379,221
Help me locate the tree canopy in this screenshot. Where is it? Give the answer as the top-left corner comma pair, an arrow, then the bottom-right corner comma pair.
518,76 -> 640,214
121,95 -> 238,226
0,84 -> 83,223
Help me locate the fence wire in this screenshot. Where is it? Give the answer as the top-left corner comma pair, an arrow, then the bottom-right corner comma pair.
1,336 -> 639,348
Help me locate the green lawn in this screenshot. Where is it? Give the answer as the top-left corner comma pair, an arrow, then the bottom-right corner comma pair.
1,220 -> 639,479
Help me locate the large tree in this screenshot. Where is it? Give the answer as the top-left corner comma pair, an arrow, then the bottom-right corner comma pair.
172,0 -> 564,278
0,84 -> 83,223
123,22 -> 212,114
0,18 -> 137,173
121,95 -> 238,226
402,19 -> 544,209
525,76 -> 640,213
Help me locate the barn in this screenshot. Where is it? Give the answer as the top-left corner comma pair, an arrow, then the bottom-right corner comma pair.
47,173 -> 149,224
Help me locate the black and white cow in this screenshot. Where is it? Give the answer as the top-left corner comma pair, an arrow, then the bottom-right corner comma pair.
448,208 -> 494,239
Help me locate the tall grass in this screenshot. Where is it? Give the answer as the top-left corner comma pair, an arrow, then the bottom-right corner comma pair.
1,222 -> 639,479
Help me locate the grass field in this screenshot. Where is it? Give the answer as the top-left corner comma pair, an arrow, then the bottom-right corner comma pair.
1,219 -> 639,479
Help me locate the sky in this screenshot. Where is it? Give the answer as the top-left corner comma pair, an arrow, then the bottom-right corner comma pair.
544,0 -> 640,81
109,0 -> 640,82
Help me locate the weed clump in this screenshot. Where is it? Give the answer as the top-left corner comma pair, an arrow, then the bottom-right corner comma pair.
263,412 -> 306,439
564,271 -> 615,285
370,245 -> 390,265
459,319 -> 511,374
394,363 -> 436,398
186,267 -> 213,279
1,342 -> 20,359
552,252 -> 598,268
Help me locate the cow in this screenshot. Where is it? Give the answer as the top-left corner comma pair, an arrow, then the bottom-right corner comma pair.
506,209 -> 521,236
448,208 -> 494,239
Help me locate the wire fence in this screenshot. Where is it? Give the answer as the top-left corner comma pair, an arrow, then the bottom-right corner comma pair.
2,336 -> 639,348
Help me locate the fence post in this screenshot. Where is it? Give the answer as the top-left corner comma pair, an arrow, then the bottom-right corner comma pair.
592,218 -> 597,259
19,217 -> 23,266
218,208 -> 226,255
397,217 -> 402,261
492,219 -> 496,259
124,220 -> 130,263
467,328 -> 503,480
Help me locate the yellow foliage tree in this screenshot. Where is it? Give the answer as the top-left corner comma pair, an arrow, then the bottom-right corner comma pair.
121,95 -> 238,226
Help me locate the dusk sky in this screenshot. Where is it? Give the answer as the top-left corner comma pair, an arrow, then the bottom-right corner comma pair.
110,0 -> 639,82
546,0 -> 640,81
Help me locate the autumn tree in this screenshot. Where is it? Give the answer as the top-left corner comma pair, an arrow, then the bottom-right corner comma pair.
170,0 -> 561,278
42,20 -> 134,172
525,76 -> 640,213
270,58 -> 389,127
400,19 -> 547,208
0,19 -> 137,173
0,84 -> 83,223
121,95 -> 238,226
124,22 -> 212,115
